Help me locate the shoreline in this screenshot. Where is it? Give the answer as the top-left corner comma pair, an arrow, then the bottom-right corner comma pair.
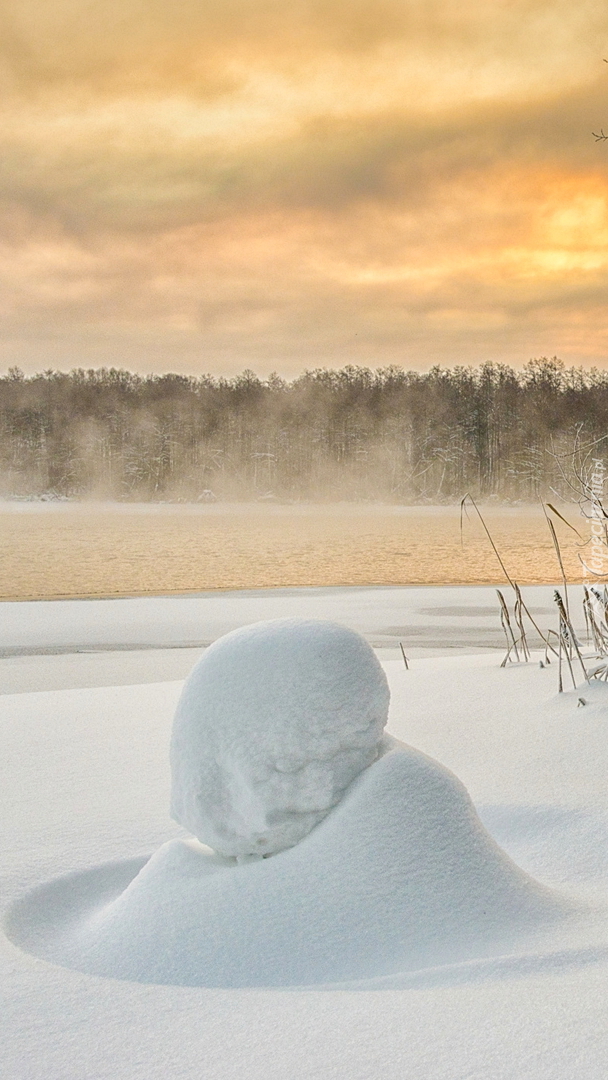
0,577 -> 582,603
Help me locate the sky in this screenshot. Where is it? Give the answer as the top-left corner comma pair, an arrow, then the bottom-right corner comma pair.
1,0 -> 608,377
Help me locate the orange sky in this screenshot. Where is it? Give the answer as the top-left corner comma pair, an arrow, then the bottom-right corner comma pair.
2,0 -> 608,375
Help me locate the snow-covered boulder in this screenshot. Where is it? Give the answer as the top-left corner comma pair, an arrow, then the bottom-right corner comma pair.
170,618 -> 390,857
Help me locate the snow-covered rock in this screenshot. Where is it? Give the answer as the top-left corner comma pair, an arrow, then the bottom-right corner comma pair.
170,618 -> 390,857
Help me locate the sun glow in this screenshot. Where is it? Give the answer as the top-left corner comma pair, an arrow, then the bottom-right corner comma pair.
1,1 -> 608,372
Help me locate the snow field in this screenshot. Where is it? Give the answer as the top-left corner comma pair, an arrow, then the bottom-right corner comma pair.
2,640 -> 608,1077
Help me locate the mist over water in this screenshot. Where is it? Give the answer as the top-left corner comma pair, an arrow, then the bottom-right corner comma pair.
2,362 -> 607,506
1,366 -> 596,599
0,502 -> 584,601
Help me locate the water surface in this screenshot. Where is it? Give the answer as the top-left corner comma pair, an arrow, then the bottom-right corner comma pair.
0,502 -> 586,601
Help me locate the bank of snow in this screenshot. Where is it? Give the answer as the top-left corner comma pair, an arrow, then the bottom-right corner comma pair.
9,739 -> 569,987
3,649 -> 608,1078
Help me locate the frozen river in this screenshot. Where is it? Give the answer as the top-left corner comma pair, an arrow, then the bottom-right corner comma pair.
0,582 -> 567,693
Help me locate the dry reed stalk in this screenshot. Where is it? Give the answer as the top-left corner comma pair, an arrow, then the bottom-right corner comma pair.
545,503 -> 584,541
460,493 -> 558,658
583,587 -> 596,649
497,589 -> 520,665
582,585 -> 591,645
544,629 -> 558,665
557,610 -> 577,690
513,583 -> 531,661
543,502 -> 571,620
597,585 -> 608,633
557,622 -> 563,692
554,589 -> 588,686
544,502 -> 608,685
582,587 -> 608,654
460,493 -> 515,586
581,586 -> 608,681
519,605 -> 559,659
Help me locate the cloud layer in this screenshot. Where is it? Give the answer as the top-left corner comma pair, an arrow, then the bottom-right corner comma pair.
1,0 -> 608,373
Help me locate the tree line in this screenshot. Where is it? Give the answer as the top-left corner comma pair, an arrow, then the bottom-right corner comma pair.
0,358 -> 605,502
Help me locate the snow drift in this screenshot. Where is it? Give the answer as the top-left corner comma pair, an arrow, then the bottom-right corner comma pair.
8,740 -> 569,987
5,621 -> 571,989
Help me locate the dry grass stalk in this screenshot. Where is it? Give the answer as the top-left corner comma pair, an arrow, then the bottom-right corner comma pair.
460,493 -> 515,587
581,586 -> 608,681
399,642 -> 409,670
543,503 -> 608,688
460,493 -> 558,661
544,629 -> 557,665
554,589 -> 588,688
582,587 -> 591,645
583,587 -> 607,653
543,502 -> 571,620
555,605 -> 576,691
497,589 -> 520,666
513,584 -> 531,662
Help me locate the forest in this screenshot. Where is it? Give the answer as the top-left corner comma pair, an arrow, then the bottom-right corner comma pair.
0,358 -> 606,503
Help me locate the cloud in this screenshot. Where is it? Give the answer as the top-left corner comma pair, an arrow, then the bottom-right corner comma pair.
1,0 -> 608,372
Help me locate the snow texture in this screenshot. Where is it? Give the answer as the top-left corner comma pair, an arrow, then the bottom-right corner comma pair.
4,597 -> 608,1079
9,740 -> 568,987
170,618 -> 390,856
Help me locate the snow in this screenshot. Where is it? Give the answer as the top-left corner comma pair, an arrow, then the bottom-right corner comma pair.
170,619 -> 389,857
0,646 -> 205,694
8,740 -> 571,989
2,591 -> 608,1077
0,582 -> 572,655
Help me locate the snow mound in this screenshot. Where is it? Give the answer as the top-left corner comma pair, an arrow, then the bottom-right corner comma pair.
11,743 -> 569,988
170,618 -> 390,857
